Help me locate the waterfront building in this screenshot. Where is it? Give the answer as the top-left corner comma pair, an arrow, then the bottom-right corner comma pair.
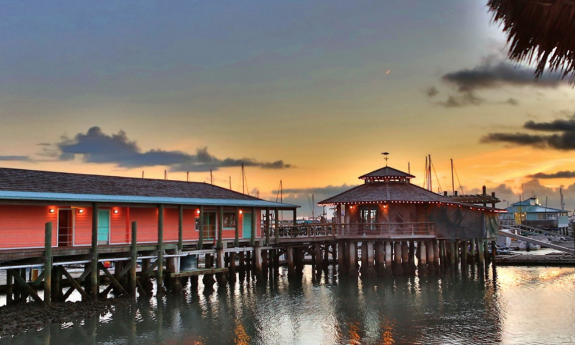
500,197 -> 569,230
319,166 -> 504,240
0,167 -> 297,251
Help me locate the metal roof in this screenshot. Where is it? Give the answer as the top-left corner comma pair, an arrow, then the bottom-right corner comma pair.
359,166 -> 415,180
0,190 -> 298,209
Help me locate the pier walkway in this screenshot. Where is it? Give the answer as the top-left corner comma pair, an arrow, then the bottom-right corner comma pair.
499,230 -> 574,255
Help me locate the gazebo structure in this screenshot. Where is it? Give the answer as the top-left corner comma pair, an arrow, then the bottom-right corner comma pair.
318,164 -> 505,277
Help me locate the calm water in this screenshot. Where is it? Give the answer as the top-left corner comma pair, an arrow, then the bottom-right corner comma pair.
2,264 -> 575,345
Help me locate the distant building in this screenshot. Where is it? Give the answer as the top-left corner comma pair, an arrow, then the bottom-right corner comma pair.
500,197 -> 569,230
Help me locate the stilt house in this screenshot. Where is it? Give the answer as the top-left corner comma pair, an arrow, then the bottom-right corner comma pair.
318,166 -> 504,240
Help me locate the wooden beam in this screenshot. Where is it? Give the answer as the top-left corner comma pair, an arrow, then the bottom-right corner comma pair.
141,259 -> 160,276
61,266 -> 90,300
99,263 -> 129,296
12,273 -> 42,303
169,268 -> 227,278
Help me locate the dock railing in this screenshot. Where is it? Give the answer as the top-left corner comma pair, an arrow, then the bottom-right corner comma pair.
274,222 -> 435,239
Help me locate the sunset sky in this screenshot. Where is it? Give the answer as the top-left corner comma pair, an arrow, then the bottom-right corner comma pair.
2,1 -> 575,216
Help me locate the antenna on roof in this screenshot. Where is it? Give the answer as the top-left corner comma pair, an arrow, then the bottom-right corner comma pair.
210,170 -> 213,185
142,171 -> 144,179
164,170 -> 167,180
187,171 -> 189,182
382,152 -> 389,167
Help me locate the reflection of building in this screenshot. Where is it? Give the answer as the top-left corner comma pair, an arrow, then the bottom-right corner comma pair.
319,166 -> 505,240
500,197 -> 569,230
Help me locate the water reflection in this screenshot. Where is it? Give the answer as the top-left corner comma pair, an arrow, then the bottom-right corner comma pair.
3,265 -> 575,344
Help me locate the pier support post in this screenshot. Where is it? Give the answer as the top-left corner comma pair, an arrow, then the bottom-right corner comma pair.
426,240 -> 434,273
434,240 -> 440,267
287,246 -> 295,276
157,204 -> 165,294
394,241 -> 403,275
44,222 -> 52,305
6,270 -> 12,305
477,239 -> 485,266
364,241 -> 377,278
315,243 -> 323,271
254,246 -> 263,275
337,241 -> 346,274
453,240 -> 460,268
131,222 -> 138,297
402,241 -> 410,274
216,247 -> 227,285
418,240 -> 427,275
348,241 -> 358,277
491,241 -> 497,263
462,240 -> 468,269
470,239 -> 476,265
375,241 -> 385,276
90,203 -> 99,300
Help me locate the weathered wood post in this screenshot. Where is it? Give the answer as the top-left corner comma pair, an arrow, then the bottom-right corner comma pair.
198,206 -> 204,249
402,241 -> 410,273
315,243 -> 323,271
292,209 -> 297,237
426,240 -> 434,273
131,222 -> 138,297
337,241 -> 346,274
453,239 -> 460,267
275,209 -> 280,244
462,240 -> 468,269
365,241 -> 377,278
250,207 -> 256,247
157,204 -> 165,293
178,205 -> 184,252
286,246 -> 295,276
45,222 -> 52,305
419,241 -> 427,266
234,207 -> 240,247
477,238 -> 485,266
91,203 -> 99,300
491,240 -> 497,262
265,208 -> 270,246
434,240 -> 440,267
6,270 -> 12,305
217,206 -> 224,249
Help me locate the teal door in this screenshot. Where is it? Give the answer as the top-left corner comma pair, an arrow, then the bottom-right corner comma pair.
98,210 -> 110,244
243,213 -> 252,239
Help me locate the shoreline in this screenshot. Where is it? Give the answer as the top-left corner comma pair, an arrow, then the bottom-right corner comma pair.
0,298 -> 132,338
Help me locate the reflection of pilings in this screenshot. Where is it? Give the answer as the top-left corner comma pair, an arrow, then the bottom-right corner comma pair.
347,241 -> 358,277
375,241 -> 385,277
337,241 -> 346,274
385,241 -> 393,275
393,241 -> 403,275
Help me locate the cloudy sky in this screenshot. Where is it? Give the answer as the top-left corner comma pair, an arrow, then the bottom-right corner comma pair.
1,0 -> 575,216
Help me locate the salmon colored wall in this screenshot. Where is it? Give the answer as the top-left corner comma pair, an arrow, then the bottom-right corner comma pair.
0,205 -> 57,249
0,204 -> 269,250
73,206 -> 92,246
130,207 -> 158,243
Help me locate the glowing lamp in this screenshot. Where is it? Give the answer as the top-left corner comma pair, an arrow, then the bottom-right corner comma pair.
239,210 -> 243,214
196,209 -> 201,215
113,209 -> 119,214
78,209 -> 84,214
49,209 -> 55,213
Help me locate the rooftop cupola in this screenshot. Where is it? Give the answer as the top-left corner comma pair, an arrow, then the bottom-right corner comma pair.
359,166 -> 415,183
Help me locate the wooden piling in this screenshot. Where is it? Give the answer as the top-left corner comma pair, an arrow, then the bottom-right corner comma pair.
130,222 -> 138,297
254,247 -> 262,274
6,270 -> 12,305
198,206 -> 204,249
385,241 -> 393,274
287,246 -> 295,276
44,221 -> 52,305
375,241 -> 385,276
250,207 -> 256,247
157,204 -> 165,292
315,243 -> 323,270
394,241 -> 403,275
365,241 -> 377,278
91,203 -> 99,300
338,241 -> 346,274
477,239 -> 485,266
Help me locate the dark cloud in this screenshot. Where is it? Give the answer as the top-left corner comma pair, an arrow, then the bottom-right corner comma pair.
442,60 -> 565,92
0,155 -> 30,161
437,92 -> 484,108
55,127 -> 293,171
426,86 -> 439,98
528,171 -> 575,179
482,115 -> 575,150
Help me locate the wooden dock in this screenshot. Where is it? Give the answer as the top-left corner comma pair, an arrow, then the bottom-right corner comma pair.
496,253 -> 575,266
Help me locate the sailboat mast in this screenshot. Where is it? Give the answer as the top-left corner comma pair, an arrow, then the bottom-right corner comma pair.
451,158 -> 455,195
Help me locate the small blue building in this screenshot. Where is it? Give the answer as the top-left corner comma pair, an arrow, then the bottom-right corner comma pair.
501,197 -> 569,230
